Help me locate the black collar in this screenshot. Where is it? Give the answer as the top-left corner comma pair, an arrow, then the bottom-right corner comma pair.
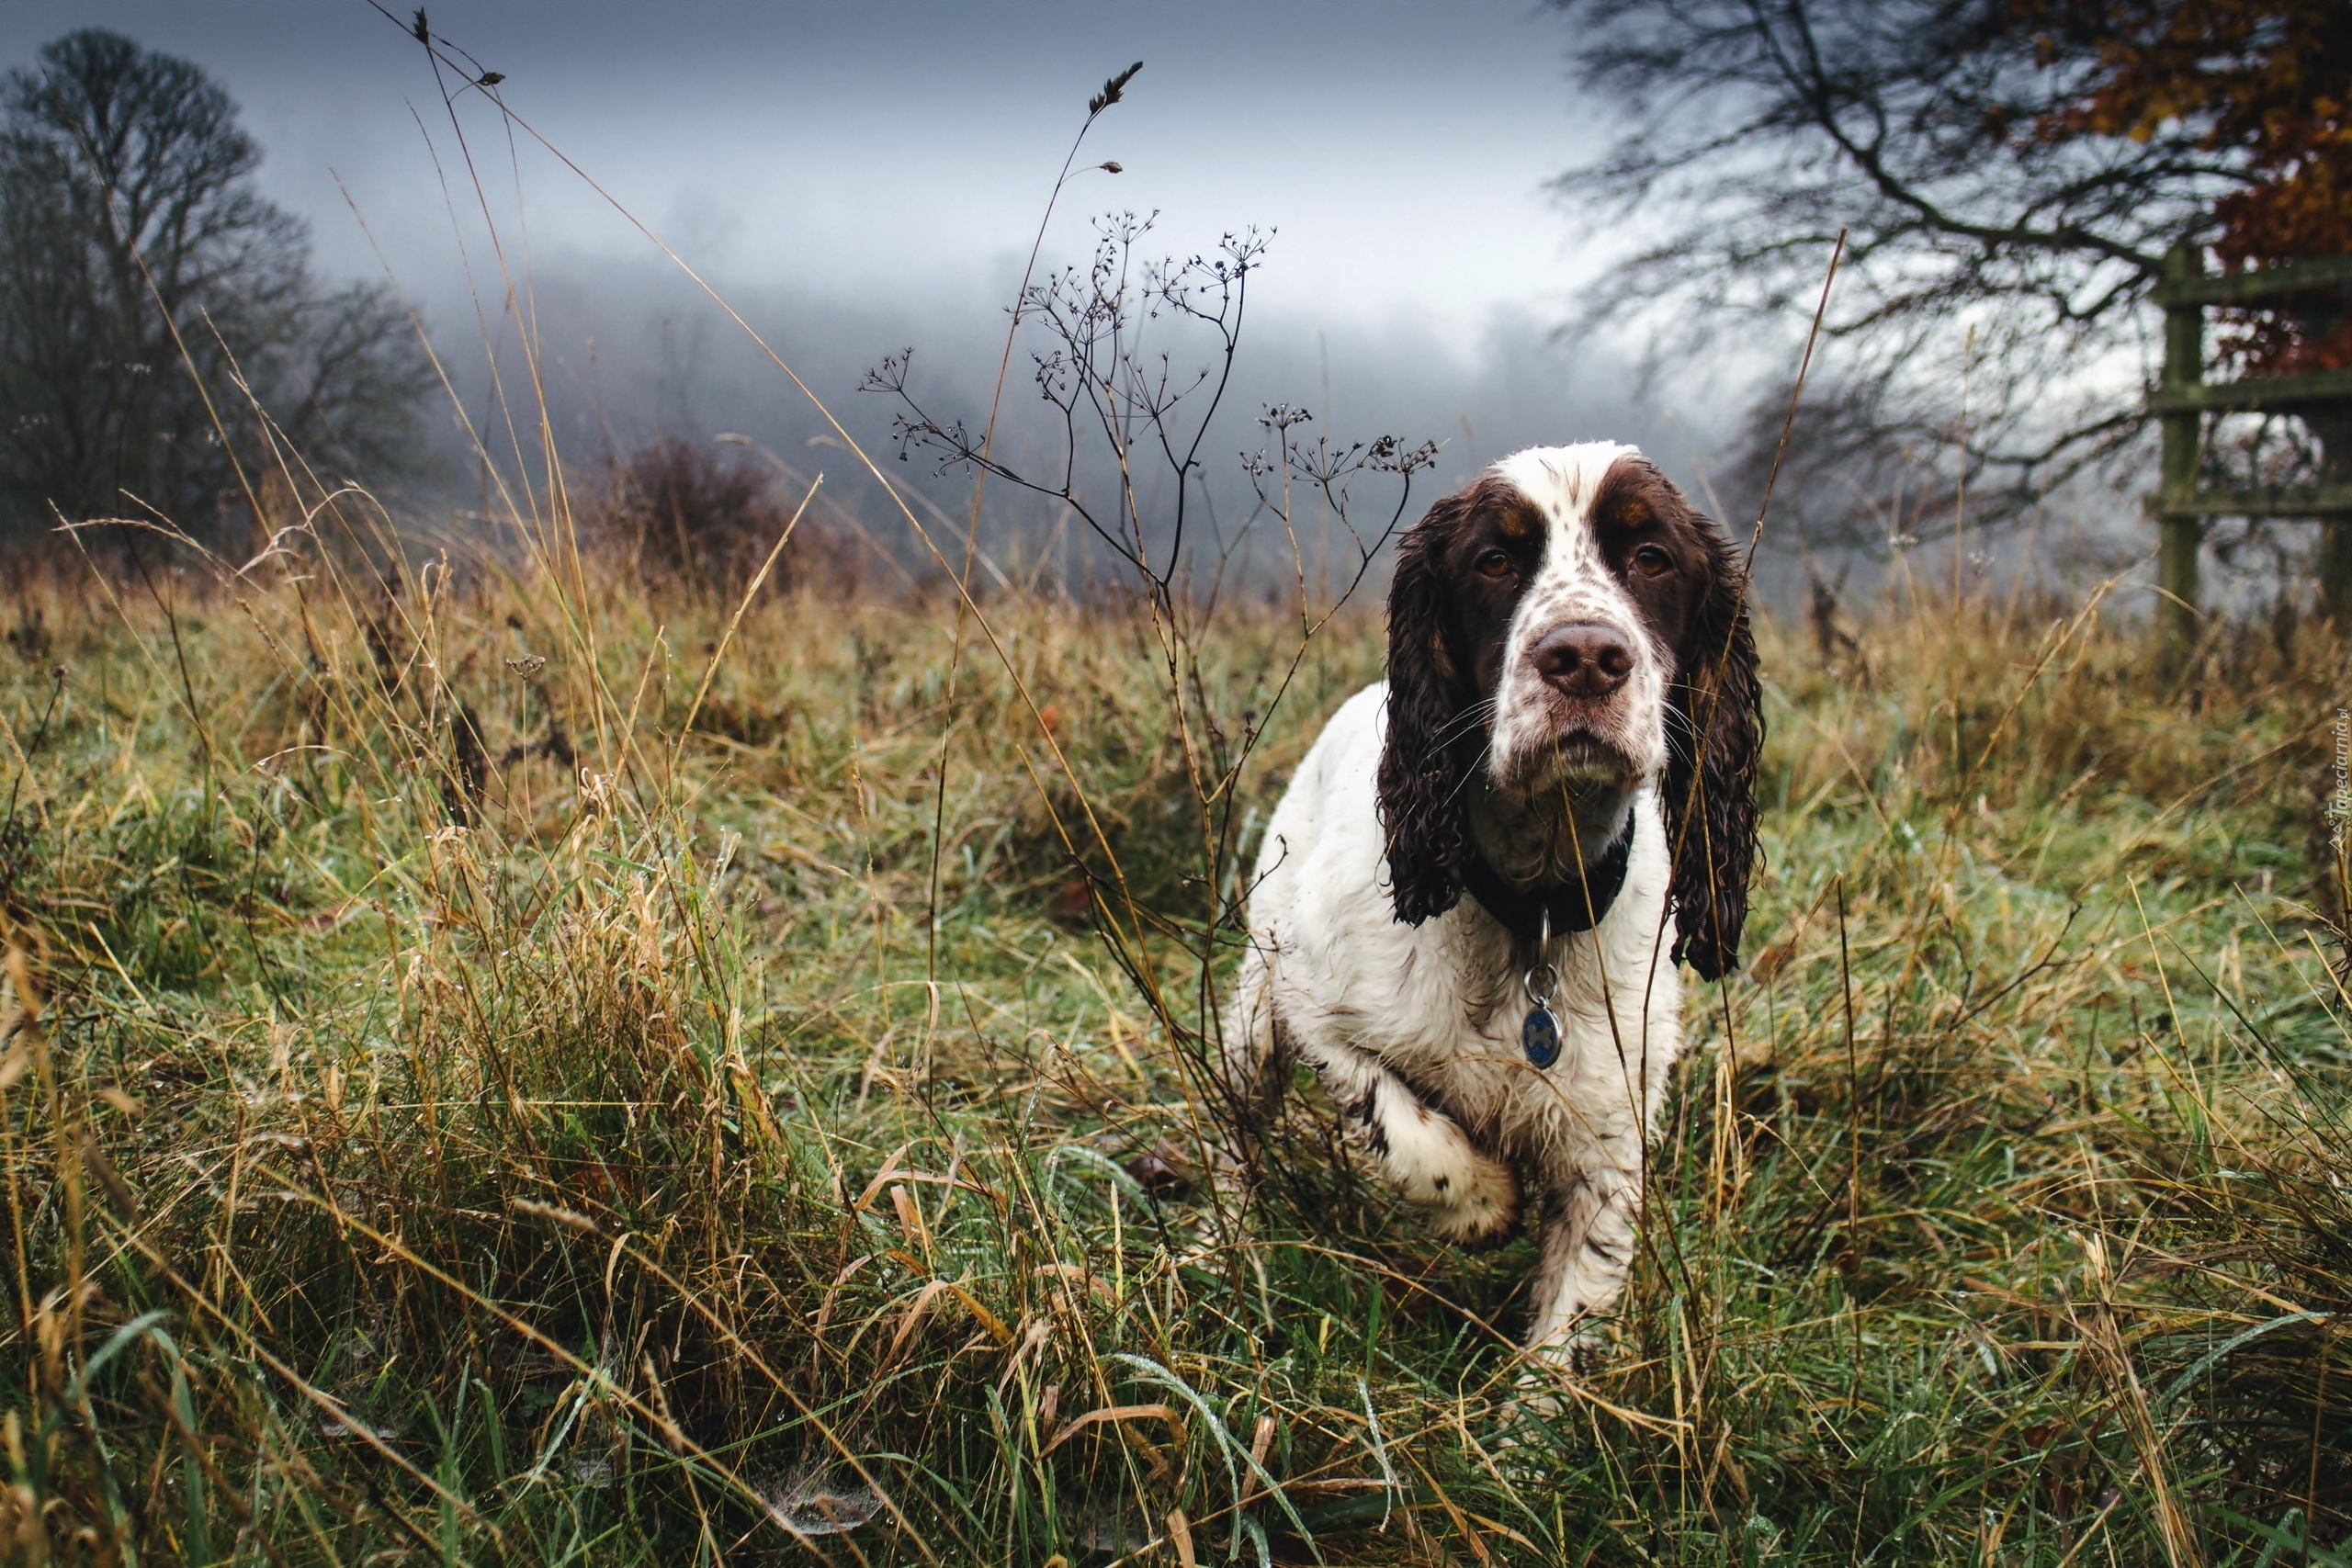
1458,822 -> 1633,942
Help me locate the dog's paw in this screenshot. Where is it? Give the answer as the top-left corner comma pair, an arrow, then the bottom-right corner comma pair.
1419,1154 -> 1520,1250
1499,1376 -> 1566,1429
1526,1325 -> 1609,1374
1490,1364 -> 1577,1460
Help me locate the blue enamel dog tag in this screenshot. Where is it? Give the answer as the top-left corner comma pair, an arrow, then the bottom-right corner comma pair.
1522,913 -> 1564,1070
1522,1003 -> 1562,1070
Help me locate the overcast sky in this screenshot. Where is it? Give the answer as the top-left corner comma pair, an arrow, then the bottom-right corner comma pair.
1,0 -> 1619,344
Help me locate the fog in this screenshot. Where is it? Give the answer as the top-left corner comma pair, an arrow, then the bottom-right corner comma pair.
408,231 -> 1732,592
0,0 -> 1843,596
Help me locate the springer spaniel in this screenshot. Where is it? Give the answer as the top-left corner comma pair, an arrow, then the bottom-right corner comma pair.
1226,442 -> 1760,1361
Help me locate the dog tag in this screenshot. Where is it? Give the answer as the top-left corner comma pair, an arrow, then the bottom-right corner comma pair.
1521,1003 -> 1562,1070
1523,914 -> 1564,1070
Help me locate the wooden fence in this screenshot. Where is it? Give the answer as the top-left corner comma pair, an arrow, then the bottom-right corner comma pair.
2148,242 -> 2352,664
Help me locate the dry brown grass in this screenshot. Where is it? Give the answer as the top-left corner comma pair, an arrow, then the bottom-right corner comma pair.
0,513 -> 2344,1563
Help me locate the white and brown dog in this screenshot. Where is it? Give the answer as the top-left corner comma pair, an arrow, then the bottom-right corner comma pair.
1225,442 -> 1760,1361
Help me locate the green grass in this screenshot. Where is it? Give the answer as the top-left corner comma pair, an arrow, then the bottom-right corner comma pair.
0,531 -> 2346,1565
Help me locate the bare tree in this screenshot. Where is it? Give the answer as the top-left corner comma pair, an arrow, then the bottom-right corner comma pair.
1551,0 -> 2260,547
0,28 -> 433,547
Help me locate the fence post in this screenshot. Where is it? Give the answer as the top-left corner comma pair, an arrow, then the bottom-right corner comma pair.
2307,286 -> 2352,624
2325,509 -> 2352,625
2155,242 -> 2204,671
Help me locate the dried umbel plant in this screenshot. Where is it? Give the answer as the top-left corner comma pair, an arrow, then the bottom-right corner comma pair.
868,213 -> 1435,1134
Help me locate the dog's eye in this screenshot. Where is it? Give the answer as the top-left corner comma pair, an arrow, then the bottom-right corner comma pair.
1473,548 -> 1514,580
1632,545 -> 1672,578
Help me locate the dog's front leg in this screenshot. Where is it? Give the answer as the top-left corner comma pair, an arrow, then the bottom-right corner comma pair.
1524,1161 -> 1643,1359
1301,1039 -> 1519,1247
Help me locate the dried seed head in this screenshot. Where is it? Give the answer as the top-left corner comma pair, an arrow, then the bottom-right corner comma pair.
1089,61 -> 1143,114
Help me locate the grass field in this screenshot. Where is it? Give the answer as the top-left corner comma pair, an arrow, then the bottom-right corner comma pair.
0,513 -> 2347,1566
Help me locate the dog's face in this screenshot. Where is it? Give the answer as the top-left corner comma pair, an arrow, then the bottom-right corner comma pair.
1375,443 -> 1762,978
1432,446 -> 1718,792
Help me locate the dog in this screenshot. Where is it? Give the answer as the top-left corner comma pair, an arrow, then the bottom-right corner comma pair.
1225,442 -> 1760,1360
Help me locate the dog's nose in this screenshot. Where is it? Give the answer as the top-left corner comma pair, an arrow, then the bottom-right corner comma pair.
1532,623 -> 1634,698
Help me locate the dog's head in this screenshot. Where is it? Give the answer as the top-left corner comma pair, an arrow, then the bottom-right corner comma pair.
1374,443 -> 1761,977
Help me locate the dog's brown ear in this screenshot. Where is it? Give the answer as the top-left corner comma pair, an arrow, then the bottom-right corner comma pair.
1664,522 -> 1762,979
1376,489 -> 1476,926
